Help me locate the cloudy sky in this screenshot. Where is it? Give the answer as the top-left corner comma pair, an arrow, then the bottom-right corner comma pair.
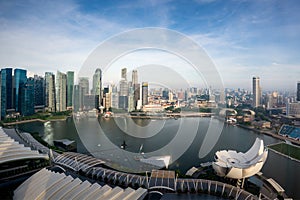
0,0 -> 299,91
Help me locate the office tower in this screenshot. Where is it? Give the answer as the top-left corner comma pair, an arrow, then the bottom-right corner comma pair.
121,68 -> 127,80
92,68 -> 102,108
119,80 -> 128,109
252,77 -> 261,107
142,82 -> 148,105
1,68 -> 13,119
132,70 -> 138,84
83,94 -> 98,110
168,91 -> 173,101
162,89 -> 169,100
45,72 -> 56,112
56,71 -> 67,112
132,70 -> 140,110
118,68 -> 129,109
79,77 -> 89,95
297,81 -> 300,102
34,75 -> 45,107
111,84 -> 119,109
102,86 -> 111,111
73,85 -> 82,112
128,86 -> 135,112
14,69 -> 27,112
20,77 -> 34,116
66,71 -> 74,108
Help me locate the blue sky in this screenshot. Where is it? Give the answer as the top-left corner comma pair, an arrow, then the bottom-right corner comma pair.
0,0 -> 299,91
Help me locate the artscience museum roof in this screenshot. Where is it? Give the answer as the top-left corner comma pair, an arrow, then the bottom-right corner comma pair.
213,138 -> 268,179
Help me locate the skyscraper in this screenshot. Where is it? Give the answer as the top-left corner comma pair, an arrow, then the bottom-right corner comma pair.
111,84 -> 119,109
118,68 -> 128,109
73,85 -> 82,112
119,80 -> 128,109
252,77 -> 261,107
132,70 -> 138,84
1,68 -> 13,119
132,70 -> 140,110
66,71 -> 74,108
121,68 -> 127,80
14,69 -> 27,112
142,82 -> 148,105
34,75 -> 45,107
56,71 -> 67,112
79,77 -> 89,95
297,81 -> 300,102
20,77 -> 34,116
92,69 -> 102,108
45,72 -> 56,112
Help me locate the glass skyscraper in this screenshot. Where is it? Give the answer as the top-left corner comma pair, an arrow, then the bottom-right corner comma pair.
92,68 -> 102,108
67,71 -> 74,108
20,77 -> 34,116
14,69 -> 27,112
1,68 -> 13,119
56,71 -> 67,112
297,81 -> 300,102
34,75 -> 45,106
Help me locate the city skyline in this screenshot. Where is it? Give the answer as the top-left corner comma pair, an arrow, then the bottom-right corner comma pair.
0,1 -> 299,91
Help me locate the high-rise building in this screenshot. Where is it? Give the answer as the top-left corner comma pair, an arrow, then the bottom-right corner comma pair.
102,86 -> 111,111
128,86 -> 135,112
297,81 -> 300,102
45,72 -> 56,112
55,71 -> 67,112
118,68 -> 129,109
73,85 -> 82,112
1,68 -> 13,119
111,84 -> 118,109
14,69 -> 27,112
252,77 -> 261,107
20,77 -> 34,116
79,77 -> 89,95
162,89 -> 169,100
142,82 -> 148,105
121,68 -> 127,80
34,75 -> 45,107
132,70 -> 139,110
92,69 -> 102,108
132,70 -> 138,84
66,71 -> 74,108
119,80 -> 128,109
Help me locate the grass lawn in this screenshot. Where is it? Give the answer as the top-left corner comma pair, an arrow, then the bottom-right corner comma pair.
268,142 -> 300,160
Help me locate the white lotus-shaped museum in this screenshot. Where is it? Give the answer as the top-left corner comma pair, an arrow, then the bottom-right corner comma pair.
212,138 -> 268,179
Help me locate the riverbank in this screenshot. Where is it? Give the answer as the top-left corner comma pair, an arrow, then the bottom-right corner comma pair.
113,112 -> 214,119
236,124 -> 300,146
1,116 -> 70,126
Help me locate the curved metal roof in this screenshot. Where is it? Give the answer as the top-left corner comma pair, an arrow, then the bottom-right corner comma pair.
14,168 -> 148,200
0,127 -> 49,165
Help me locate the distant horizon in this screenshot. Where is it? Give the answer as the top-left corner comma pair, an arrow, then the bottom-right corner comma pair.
1,1 -> 300,91
0,66 -> 298,94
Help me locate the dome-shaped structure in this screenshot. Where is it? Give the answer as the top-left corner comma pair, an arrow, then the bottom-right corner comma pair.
212,138 -> 268,179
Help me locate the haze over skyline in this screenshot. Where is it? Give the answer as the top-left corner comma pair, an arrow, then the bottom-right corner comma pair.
0,0 -> 299,91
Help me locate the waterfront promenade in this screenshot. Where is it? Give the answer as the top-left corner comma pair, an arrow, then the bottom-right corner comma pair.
237,124 -> 300,146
